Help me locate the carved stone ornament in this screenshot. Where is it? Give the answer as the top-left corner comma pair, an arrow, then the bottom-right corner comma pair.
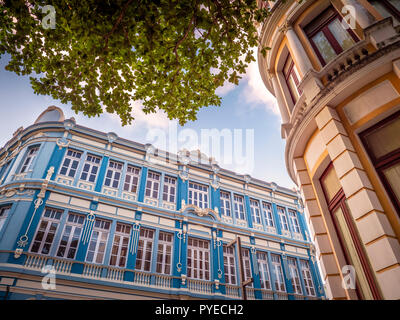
56,137 -> 70,149
181,203 -> 220,222
210,178 -> 220,190
5,189 -> 17,198
178,169 -> 189,181
107,132 -> 118,144
63,118 -> 76,131
278,21 -> 292,34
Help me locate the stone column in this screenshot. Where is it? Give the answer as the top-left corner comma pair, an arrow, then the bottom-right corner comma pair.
280,23 -> 324,106
315,106 -> 400,300
281,24 -> 313,77
269,71 -> 290,124
340,0 -> 376,29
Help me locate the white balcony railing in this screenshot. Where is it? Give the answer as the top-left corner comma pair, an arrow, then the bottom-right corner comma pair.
225,284 -> 241,299
261,289 -> 274,300
24,254 -> 73,274
276,292 -> 289,300
17,252 -> 320,300
246,287 -> 256,300
187,278 -> 213,295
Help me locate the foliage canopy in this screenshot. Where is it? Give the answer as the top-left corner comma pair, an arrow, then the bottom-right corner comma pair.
0,0 -> 274,125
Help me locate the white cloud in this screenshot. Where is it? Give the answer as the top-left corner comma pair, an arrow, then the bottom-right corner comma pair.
215,80 -> 236,95
241,48 -> 280,115
214,48 -> 279,116
102,100 -> 171,132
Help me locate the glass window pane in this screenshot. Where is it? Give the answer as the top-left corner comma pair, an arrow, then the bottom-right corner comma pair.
312,31 -> 337,64
333,203 -> 373,298
328,19 -> 355,52
362,115 -> 400,159
388,0 -> 400,11
321,166 -> 342,203
382,161 -> 400,205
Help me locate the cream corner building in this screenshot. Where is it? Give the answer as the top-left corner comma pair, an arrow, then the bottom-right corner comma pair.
258,0 -> 400,299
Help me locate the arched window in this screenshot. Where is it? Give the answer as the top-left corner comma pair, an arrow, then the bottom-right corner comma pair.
320,164 -> 381,299
283,54 -> 302,105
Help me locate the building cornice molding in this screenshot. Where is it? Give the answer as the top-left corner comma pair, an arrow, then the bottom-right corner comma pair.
285,40 -> 400,182
0,120 -> 299,199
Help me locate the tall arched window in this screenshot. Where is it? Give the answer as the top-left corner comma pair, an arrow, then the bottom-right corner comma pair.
320,164 -> 381,300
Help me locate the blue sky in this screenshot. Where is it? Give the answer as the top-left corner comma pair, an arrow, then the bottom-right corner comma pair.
0,53 -> 296,189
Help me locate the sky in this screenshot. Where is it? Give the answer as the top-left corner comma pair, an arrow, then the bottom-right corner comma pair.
0,51 -> 296,190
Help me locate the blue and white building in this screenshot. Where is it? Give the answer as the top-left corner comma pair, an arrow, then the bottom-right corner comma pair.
0,106 -> 325,300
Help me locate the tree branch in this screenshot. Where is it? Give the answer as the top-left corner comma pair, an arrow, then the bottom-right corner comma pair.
173,4 -> 197,65
103,0 -> 133,52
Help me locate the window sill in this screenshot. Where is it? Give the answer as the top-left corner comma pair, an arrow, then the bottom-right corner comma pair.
144,197 -> 158,207
102,186 -> 118,197
235,219 -> 247,227
77,180 -> 95,191
121,191 -> 138,202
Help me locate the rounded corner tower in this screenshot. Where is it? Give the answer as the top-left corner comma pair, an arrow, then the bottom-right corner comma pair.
257,0 -> 400,299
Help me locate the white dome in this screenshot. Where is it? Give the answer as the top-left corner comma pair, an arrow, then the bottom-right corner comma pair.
35,106 -> 65,124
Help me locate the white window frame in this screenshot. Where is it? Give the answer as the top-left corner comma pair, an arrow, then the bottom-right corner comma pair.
136,228 -> 155,272
0,160 -> 11,182
277,206 -> 289,231
109,222 -> 131,268
162,176 -> 176,203
233,194 -> 245,220
257,251 -> 272,290
188,182 -> 209,209
56,212 -> 85,259
220,191 -> 232,217
250,199 -> 262,225
288,257 -> 303,295
145,171 -> 161,199
262,202 -> 275,227
241,248 -> 253,287
223,245 -> 237,285
59,149 -> 82,178
123,165 -> 141,193
86,219 -> 111,264
300,260 -> 316,296
30,207 -> 63,255
271,254 -> 286,292
80,154 -> 101,183
156,231 -> 174,275
104,160 -> 123,189
288,209 -> 301,234
187,237 -> 210,280
0,206 -> 11,232
20,145 -> 40,173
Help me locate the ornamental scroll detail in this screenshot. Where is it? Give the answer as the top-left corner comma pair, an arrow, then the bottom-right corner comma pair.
15,167 -> 55,258
180,203 -> 221,222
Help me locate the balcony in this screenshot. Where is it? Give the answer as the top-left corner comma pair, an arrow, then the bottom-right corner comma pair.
0,251 -> 322,300
287,18 -> 400,139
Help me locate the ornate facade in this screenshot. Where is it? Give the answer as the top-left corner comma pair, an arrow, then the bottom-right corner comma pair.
258,0 -> 400,299
0,106 -> 323,300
